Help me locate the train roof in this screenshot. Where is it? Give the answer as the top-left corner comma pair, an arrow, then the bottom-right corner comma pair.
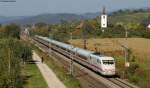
35,35 -> 114,60
92,52 -> 105,56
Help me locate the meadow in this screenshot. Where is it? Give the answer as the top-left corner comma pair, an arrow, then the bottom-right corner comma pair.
69,38 -> 150,62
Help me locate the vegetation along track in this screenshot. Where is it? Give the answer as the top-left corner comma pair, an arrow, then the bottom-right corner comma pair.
32,37 -> 139,88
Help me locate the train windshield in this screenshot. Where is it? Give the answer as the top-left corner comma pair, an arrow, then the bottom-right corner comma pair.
102,60 -> 114,65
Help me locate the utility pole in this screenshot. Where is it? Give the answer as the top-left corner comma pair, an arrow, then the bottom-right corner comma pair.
124,26 -> 129,67
120,43 -> 130,78
125,26 -> 128,40
70,52 -> 74,76
82,21 -> 87,49
48,33 -> 52,54
83,35 -> 87,49
121,44 -> 129,67
69,33 -> 74,76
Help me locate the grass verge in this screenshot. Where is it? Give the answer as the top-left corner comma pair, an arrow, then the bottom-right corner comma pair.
34,46 -> 81,88
22,63 -> 48,88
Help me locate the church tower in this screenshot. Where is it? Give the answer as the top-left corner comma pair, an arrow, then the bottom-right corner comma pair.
101,7 -> 107,28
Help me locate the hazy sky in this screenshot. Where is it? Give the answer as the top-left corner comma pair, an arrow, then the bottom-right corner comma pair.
0,0 -> 150,16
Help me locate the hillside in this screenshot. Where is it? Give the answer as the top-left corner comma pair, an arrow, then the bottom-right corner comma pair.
6,13 -> 85,24
0,13 -> 100,25
0,16 -> 27,23
109,12 -> 150,24
0,9 -> 150,25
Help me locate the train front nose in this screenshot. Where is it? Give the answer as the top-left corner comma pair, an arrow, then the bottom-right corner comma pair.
105,69 -> 115,75
102,70 -> 115,76
102,67 -> 116,76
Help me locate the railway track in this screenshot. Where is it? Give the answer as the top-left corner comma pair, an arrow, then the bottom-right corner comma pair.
32,38 -> 139,88
33,39 -> 108,88
107,78 -> 137,88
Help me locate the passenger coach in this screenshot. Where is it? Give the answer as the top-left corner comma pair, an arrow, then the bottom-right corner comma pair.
34,35 -> 116,76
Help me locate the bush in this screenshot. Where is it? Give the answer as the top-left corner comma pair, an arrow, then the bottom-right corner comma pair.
129,75 -> 140,83
127,63 -> 139,75
4,24 -> 21,39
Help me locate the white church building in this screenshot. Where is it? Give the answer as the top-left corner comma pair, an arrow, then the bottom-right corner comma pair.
101,7 -> 107,28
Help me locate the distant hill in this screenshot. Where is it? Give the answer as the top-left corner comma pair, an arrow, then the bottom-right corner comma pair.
109,12 -> 150,24
0,16 -> 27,23
109,9 -> 150,24
6,14 -> 85,24
0,8 -> 150,25
81,12 -> 100,19
0,13 -> 100,25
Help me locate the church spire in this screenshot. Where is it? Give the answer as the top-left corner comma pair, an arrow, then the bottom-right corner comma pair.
102,6 -> 106,14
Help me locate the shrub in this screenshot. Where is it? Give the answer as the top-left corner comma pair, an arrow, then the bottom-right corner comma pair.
128,75 -> 140,83
127,63 -> 139,75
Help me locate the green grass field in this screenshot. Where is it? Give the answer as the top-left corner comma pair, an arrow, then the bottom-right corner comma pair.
22,64 -> 48,88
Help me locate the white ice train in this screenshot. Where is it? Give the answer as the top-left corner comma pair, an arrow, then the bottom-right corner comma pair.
34,35 -> 116,76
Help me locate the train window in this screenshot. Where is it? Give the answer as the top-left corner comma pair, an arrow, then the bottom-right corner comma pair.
97,59 -> 101,64
102,60 -> 114,65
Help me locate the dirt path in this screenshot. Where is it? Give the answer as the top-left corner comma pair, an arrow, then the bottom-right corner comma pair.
32,51 -> 66,88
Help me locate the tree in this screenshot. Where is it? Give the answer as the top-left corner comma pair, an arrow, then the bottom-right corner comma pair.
0,38 -> 32,88
35,22 -> 47,28
4,24 -> 21,39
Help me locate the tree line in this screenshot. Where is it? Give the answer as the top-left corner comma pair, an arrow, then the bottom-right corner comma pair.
0,24 -> 32,88
29,18 -> 150,42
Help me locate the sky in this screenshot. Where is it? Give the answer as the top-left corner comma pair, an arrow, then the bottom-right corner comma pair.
0,0 -> 150,16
